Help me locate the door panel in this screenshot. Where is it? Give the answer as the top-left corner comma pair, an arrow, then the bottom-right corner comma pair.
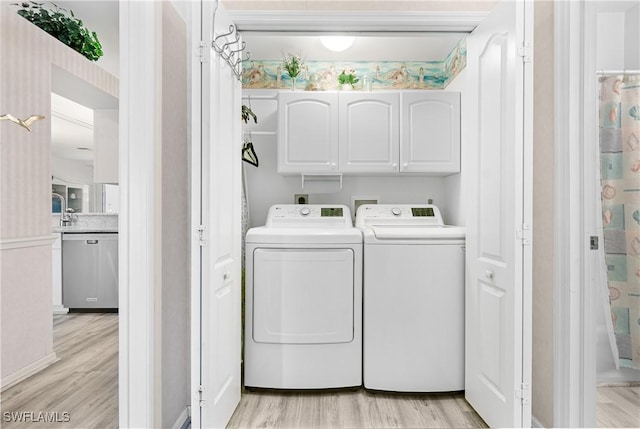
278,92 -> 339,173
465,0 -> 532,427
252,249 -> 354,344
400,91 -> 460,173
194,1 -> 242,427
339,93 -> 399,172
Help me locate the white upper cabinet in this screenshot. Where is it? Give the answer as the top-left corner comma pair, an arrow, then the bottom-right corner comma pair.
400,91 -> 460,174
278,91 -> 459,175
339,93 -> 399,173
278,92 -> 339,173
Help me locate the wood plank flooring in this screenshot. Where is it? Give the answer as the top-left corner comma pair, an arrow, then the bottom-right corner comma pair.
227,389 -> 487,429
597,385 -> 640,428
2,313 -> 638,429
0,313 -> 118,429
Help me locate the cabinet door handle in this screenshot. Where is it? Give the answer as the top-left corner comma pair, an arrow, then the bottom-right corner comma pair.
391,163 -> 398,168
86,240 -> 98,245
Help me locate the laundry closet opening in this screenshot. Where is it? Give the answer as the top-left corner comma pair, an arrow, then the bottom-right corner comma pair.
240,32 -> 470,229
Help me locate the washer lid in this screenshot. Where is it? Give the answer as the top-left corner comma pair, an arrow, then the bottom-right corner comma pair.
246,227 -> 362,244
368,225 -> 466,240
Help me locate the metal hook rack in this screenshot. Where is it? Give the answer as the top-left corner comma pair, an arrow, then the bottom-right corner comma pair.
211,1 -> 247,81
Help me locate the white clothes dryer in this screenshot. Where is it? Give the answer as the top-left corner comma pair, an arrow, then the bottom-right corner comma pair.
244,204 -> 362,389
355,204 -> 465,392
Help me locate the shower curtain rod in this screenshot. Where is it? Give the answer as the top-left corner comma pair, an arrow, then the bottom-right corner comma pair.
597,69 -> 640,75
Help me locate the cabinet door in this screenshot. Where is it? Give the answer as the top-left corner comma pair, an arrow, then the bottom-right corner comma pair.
339,93 -> 399,173
401,92 -> 460,174
278,92 -> 339,173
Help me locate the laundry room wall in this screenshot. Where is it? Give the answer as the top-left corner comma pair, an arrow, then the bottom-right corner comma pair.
242,89 -> 456,227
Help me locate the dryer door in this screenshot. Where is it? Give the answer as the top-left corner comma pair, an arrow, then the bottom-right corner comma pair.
253,248 -> 354,344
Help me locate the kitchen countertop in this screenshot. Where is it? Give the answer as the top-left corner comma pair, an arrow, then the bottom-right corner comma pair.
53,226 -> 119,233
51,213 -> 118,234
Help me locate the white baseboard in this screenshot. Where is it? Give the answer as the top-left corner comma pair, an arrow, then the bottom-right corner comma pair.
1,352 -> 59,392
53,305 -> 69,315
171,406 -> 190,429
531,415 -> 545,428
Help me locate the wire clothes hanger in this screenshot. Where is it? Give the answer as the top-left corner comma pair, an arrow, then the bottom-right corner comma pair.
241,96 -> 258,167
242,132 -> 259,167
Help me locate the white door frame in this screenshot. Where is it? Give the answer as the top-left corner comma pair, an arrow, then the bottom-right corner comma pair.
553,1 -> 598,427
118,1 -> 161,427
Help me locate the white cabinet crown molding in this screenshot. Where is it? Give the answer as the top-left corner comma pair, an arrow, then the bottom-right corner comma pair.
228,11 -> 487,32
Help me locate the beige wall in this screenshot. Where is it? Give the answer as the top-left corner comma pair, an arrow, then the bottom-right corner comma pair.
160,1 -> 191,426
532,0 -> 554,427
0,4 -> 117,384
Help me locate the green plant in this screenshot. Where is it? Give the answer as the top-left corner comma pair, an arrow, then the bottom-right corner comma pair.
282,52 -> 303,79
13,2 -> 103,61
338,69 -> 359,85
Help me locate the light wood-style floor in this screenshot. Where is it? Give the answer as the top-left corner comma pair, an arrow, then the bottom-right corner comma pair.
597,384 -> 640,428
2,314 -> 639,429
0,313 -> 118,429
228,389 -> 487,429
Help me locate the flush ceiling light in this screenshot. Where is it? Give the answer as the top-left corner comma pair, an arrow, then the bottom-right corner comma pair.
320,36 -> 355,52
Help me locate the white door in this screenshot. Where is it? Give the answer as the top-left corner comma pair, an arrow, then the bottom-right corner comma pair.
191,1 -> 242,427
464,0 -> 533,427
339,93 -> 399,173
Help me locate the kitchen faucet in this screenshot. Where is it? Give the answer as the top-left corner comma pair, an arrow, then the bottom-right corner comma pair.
52,192 -> 71,226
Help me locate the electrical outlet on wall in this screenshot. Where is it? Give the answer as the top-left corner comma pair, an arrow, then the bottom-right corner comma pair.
294,194 -> 309,204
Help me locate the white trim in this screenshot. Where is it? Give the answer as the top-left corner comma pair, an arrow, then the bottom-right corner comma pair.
228,10 -> 486,32
52,305 -> 69,315
553,1 -> 596,427
119,1 -> 159,427
0,235 -> 56,251
171,406 -> 190,429
581,2 -> 598,426
531,415 -> 545,428
189,1 -> 203,428
0,353 -> 58,392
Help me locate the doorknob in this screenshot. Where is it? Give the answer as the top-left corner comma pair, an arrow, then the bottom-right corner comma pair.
485,270 -> 494,279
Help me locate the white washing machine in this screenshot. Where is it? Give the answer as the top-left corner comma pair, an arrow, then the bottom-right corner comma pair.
355,204 -> 465,392
244,204 -> 362,389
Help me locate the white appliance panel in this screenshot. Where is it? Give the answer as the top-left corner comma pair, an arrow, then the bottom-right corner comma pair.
252,248 -> 354,344
364,242 -> 465,391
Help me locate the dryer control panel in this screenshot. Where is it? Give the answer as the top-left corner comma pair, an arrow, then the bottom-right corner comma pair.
266,204 -> 353,228
355,204 -> 444,228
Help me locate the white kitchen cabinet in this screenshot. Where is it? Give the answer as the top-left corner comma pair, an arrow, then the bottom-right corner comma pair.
277,92 -> 339,173
51,232 -> 67,314
339,93 -> 399,173
400,91 -> 460,174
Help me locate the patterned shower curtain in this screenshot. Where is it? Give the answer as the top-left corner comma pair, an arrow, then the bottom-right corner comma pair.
599,73 -> 640,370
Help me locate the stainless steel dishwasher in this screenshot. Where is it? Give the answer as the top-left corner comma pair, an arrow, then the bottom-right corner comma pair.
62,232 -> 118,309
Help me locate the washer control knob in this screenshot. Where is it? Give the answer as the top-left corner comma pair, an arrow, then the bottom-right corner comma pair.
300,207 -> 311,216
391,207 -> 401,216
